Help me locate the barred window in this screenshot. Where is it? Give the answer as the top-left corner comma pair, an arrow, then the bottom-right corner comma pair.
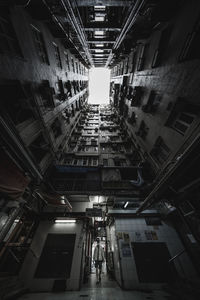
150,137 -> 170,165
64,51 -> 70,70
53,42 -> 62,68
31,25 -> 49,64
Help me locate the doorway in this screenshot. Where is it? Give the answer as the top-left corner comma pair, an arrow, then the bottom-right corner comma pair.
34,234 -> 76,278
131,242 -> 177,283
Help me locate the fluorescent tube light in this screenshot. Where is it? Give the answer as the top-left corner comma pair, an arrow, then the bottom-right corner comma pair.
14,219 -> 20,223
55,219 -> 76,223
124,201 -> 129,208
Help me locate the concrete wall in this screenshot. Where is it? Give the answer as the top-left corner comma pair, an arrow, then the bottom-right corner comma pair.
107,224 -> 122,286
110,0 -> 200,172
20,220 -> 85,291
0,5 -> 88,175
108,217 -> 197,290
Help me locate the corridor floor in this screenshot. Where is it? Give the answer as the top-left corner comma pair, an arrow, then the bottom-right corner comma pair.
18,264 -> 172,300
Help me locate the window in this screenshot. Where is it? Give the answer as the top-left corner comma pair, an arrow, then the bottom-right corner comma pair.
165,98 -> 198,135
152,26 -> 173,68
179,16 -> 200,61
125,57 -> 129,73
114,159 -> 127,167
51,118 -> 62,138
64,51 -> 70,70
94,6 -> 106,10
29,134 -> 49,163
172,112 -> 195,134
95,30 -> 104,36
92,158 -> 98,166
103,159 -> 108,166
64,158 -> 72,165
137,44 -> 149,71
73,159 -> 78,165
75,61 -> 79,73
71,58 -> 75,72
83,158 -> 87,166
131,86 -> 143,107
56,80 -> 65,97
136,120 -> 149,140
142,91 -> 162,113
71,157 -> 98,166
53,42 -> 62,68
39,80 -> 55,108
95,16 -> 105,22
0,8 -> 22,57
31,25 -> 49,64
150,137 -> 171,165
128,112 -> 137,125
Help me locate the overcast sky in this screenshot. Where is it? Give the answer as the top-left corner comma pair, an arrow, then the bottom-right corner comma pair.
88,67 -> 110,104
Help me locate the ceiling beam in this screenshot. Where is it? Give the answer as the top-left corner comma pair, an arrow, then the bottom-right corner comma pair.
87,39 -> 115,43
85,27 -> 121,31
91,49 -> 110,52
76,0 -> 134,7
84,24 -> 121,31
90,47 -> 112,50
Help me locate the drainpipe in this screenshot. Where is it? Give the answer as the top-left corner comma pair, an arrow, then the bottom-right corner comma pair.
129,168 -> 144,187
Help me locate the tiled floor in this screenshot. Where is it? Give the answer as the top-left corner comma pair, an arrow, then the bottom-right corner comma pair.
18,266 -> 172,300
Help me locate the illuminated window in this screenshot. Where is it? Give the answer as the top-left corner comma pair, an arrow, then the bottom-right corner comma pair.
94,6 -> 106,10
95,16 -> 105,21
95,30 -> 104,36
94,54 -> 104,57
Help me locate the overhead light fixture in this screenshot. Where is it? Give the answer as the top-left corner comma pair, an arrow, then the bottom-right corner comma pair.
96,44 -> 104,47
95,30 -> 104,36
55,219 -> 76,223
123,201 -> 129,209
94,54 -> 104,56
95,16 -> 105,22
94,6 -> 106,10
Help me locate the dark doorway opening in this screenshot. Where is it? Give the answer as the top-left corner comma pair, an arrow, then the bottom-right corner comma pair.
132,242 -> 177,283
35,233 -> 76,278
